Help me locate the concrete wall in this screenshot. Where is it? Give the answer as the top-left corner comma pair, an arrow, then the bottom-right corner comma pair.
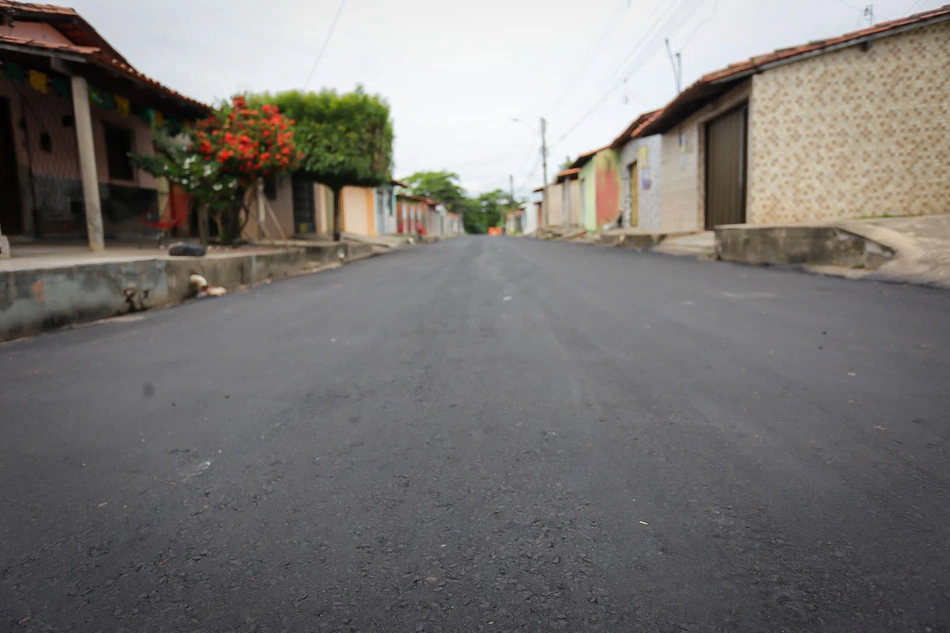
747,20 -> 950,224
544,183 -> 564,226
522,202 -> 539,234
580,160 -> 596,231
619,134 -> 662,229
0,249 -> 310,342
658,80 -> 751,233
564,179 -> 583,227
243,175 -> 296,240
592,148 -> 622,230
340,186 -> 376,237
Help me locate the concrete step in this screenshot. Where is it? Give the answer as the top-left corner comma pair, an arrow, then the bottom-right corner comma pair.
654,231 -> 717,258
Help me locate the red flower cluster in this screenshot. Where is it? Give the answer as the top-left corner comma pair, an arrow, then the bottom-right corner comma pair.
194,96 -> 305,185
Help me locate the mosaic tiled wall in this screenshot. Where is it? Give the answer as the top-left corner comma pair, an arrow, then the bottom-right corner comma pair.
748,20 -> 950,224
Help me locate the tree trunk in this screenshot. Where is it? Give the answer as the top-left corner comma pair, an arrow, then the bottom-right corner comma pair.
332,186 -> 342,242
197,203 -> 209,243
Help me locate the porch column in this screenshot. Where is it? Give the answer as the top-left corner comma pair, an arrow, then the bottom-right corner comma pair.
70,76 -> 104,251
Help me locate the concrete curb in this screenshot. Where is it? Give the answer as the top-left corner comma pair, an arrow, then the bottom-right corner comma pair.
0,240 -> 404,343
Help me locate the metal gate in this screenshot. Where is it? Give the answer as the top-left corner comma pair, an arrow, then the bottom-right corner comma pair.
291,174 -> 315,234
705,104 -> 748,229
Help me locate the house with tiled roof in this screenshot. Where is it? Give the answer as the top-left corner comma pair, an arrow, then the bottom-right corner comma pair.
0,0 -> 210,253
610,108 -> 663,230
633,4 -> 950,231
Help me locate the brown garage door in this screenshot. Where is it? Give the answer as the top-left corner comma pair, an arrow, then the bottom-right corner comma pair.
705,104 -> 748,229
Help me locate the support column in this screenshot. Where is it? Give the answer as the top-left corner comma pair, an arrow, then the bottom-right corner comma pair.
70,76 -> 104,251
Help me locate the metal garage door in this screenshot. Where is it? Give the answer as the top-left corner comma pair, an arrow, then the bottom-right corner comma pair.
705,104 -> 748,229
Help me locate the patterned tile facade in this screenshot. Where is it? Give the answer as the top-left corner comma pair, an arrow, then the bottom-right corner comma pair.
748,21 -> 950,224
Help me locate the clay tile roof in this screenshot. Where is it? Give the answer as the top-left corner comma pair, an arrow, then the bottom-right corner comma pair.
610,108 -> 664,147
0,32 -> 97,56
0,0 -> 130,65
0,1 -> 209,115
391,178 -> 409,188
569,143 -> 612,170
555,167 -> 580,183
639,3 -> 950,136
533,186 -> 544,193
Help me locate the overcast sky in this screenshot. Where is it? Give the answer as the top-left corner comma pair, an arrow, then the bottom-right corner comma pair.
69,0 -> 942,197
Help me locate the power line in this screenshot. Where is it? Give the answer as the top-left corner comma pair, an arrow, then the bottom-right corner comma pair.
903,0 -> 929,15
304,0 -> 347,89
548,0 -> 632,118
678,0 -> 719,50
552,0 -> 695,146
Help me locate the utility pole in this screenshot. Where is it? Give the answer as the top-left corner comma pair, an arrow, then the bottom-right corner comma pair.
665,38 -> 682,94
509,174 -> 515,208
540,117 -> 548,187
540,117 -> 549,228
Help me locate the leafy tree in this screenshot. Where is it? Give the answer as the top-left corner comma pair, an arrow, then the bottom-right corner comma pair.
403,171 -> 465,213
461,189 -> 507,234
247,87 -> 393,241
560,155 -> 573,171
133,96 -> 300,242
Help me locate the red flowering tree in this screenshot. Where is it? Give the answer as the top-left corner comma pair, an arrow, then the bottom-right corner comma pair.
191,96 -> 303,241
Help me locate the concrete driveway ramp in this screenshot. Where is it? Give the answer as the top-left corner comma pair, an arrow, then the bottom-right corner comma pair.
716,225 -> 895,270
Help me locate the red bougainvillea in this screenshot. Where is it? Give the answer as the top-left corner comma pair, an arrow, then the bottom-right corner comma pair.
193,96 -> 304,186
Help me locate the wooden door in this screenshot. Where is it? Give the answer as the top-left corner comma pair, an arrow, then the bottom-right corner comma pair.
0,97 -> 22,235
628,161 -> 639,228
705,104 -> 748,229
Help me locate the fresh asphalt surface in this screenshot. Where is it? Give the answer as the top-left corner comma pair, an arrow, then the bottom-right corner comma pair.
2,236 -> 949,633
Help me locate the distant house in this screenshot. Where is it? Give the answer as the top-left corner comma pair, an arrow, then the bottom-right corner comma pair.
519,200 -> 538,235
0,0 -> 209,251
505,208 -> 522,234
611,109 -> 663,230
637,4 -> 950,230
395,193 -> 428,236
556,168 -> 583,229
571,145 -> 622,233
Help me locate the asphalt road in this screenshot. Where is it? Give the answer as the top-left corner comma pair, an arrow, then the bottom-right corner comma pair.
2,236 -> 949,633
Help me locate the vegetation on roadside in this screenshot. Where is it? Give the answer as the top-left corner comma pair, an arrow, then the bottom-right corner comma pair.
246,87 -> 394,241
402,170 -> 514,234
132,96 -> 301,242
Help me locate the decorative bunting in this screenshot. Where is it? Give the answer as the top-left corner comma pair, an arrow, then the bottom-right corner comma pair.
50,76 -> 70,98
28,70 -> 49,94
114,95 -> 130,118
88,85 -> 106,107
3,62 -> 25,82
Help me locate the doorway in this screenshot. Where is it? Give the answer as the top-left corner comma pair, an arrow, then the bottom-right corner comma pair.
0,96 -> 23,235
291,174 -> 315,234
628,161 -> 639,228
705,103 -> 748,229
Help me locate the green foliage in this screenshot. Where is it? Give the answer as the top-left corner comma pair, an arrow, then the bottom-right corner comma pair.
403,171 -> 465,214
461,189 -> 507,234
401,170 -> 512,234
560,155 -> 573,171
246,87 -> 393,190
130,132 -> 241,240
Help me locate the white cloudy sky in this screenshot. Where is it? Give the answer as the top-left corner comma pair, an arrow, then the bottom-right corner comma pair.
70,0 -> 941,197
